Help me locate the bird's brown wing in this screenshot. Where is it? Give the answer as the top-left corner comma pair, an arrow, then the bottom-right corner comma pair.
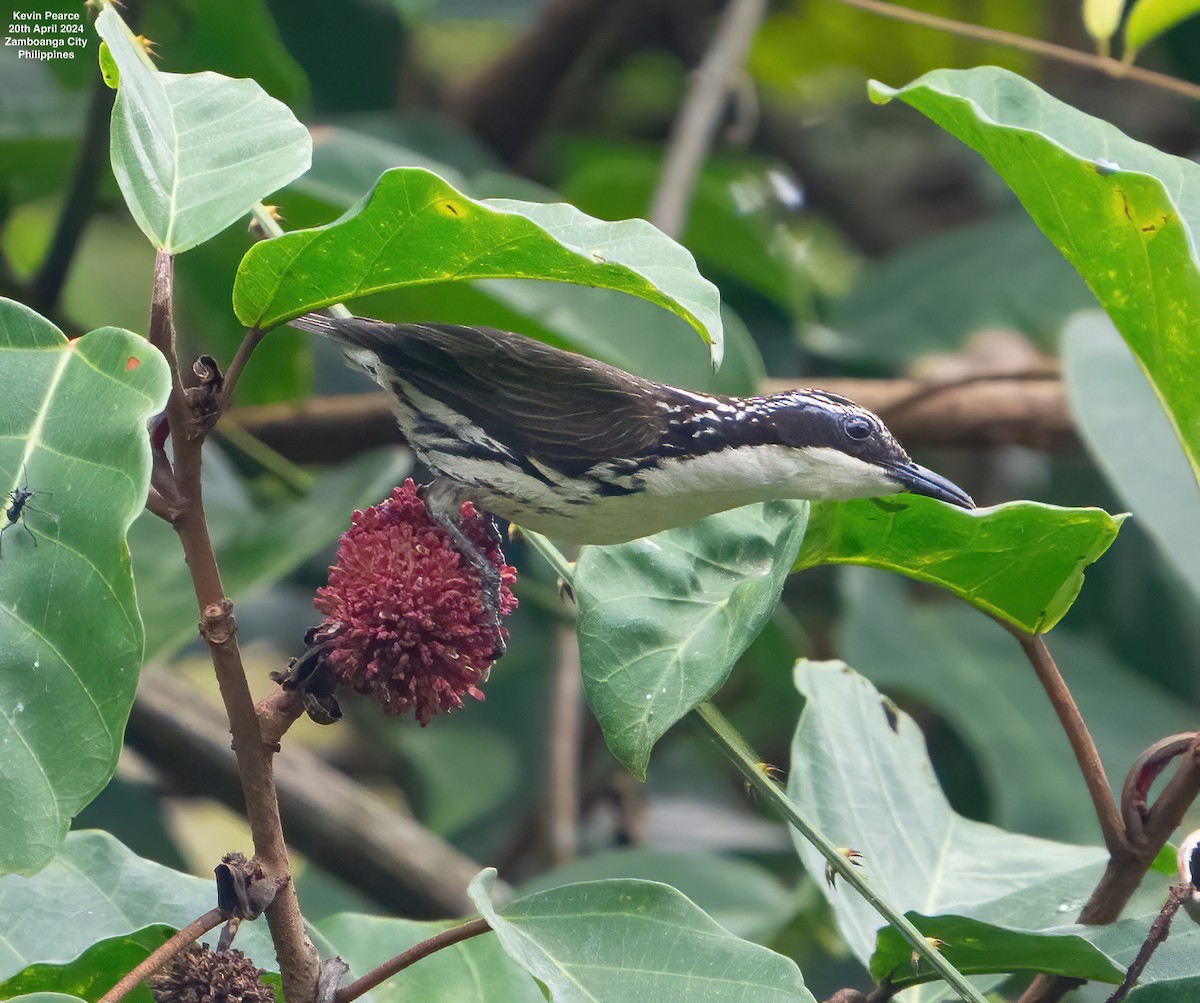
307,317 -> 667,475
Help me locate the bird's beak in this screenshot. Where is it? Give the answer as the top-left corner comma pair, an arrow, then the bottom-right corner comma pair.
885,462 -> 975,510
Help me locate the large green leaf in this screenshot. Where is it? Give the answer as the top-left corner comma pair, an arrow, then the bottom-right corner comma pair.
0,831 -> 278,978
317,913 -> 543,1003
871,912 -> 1122,988
837,571 -> 1198,845
1062,311 -> 1200,601
787,662 -> 1108,966
0,927 -> 169,1003
871,68 -> 1200,488
576,501 -> 809,779
468,869 -> 816,1003
0,300 -> 169,875
517,848 -> 796,945
1124,0 -> 1200,56
232,167 -> 724,364
131,447 -> 411,661
95,6 -> 311,253
794,496 -> 1124,633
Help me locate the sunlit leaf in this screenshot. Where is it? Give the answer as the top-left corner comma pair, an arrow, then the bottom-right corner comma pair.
233,167 -> 724,364
795,496 -> 1125,633
1124,0 -> 1200,56
95,6 -> 310,253
871,68 -> 1200,490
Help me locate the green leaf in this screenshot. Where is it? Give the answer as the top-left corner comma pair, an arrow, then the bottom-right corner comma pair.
0,831 -> 279,978
468,869 -> 816,1003
837,571 -> 1198,844
872,912 -> 1122,987
0,927 -> 169,1002
94,5 -> 311,253
870,68 -> 1200,491
576,501 -> 808,779
1063,311 -> 1200,601
317,913 -> 543,1003
232,167 -> 724,364
787,661 -> 1108,965
1083,0 -> 1126,44
793,496 -> 1125,633
0,301 -> 169,875
518,848 -> 796,944
6,995 -> 87,1003
131,448 -> 411,661
1124,0 -> 1200,56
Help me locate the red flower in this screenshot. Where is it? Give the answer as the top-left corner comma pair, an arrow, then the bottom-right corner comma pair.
314,480 -> 516,724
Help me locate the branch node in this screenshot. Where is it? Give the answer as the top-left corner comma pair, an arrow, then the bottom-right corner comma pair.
200,599 -> 237,646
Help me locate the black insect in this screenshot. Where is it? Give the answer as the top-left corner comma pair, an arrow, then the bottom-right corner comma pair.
1,469 -> 51,557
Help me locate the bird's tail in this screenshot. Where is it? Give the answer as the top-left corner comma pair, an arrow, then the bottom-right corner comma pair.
287,313 -> 338,337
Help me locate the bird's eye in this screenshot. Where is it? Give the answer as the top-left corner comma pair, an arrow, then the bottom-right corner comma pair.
844,417 -> 873,441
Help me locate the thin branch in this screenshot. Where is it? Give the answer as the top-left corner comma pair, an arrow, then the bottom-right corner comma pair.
1009,631 -> 1124,854
694,701 -> 989,1003
98,908 -> 225,1003
540,626 -> 583,866
834,0 -> 1200,101
333,918 -> 492,1003
128,670 -> 490,917
1105,884 -> 1190,1003
30,73 -> 115,314
649,0 -> 769,237
152,253 -> 319,1002
225,373 -> 1077,467
219,327 -> 266,413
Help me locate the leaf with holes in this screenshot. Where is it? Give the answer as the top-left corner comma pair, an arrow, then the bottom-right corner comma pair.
0,300 -> 169,875
232,167 -> 724,364
94,6 -> 311,253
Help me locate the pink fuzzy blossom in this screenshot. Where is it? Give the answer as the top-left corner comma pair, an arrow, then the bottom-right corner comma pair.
314,480 -> 516,724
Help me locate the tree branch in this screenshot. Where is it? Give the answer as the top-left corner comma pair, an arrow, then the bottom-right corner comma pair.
649,0 -> 768,237
223,374 -> 1075,465
1010,630 -> 1124,855
151,252 -> 319,1002
129,670 -> 491,917
97,908 -> 226,1003
333,918 -> 492,1003
834,0 -> 1200,101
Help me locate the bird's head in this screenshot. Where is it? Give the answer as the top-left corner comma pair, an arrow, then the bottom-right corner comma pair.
756,390 -> 976,509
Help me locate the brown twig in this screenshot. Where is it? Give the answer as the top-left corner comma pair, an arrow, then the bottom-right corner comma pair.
97,908 -> 225,1003
219,327 -> 267,413
332,918 -> 492,1003
833,0 -> 1200,101
1009,630 -> 1124,855
151,252 -> 319,1002
1105,884 -> 1191,1003
225,374 -> 1076,466
128,670 -> 490,917
540,626 -> 583,866
649,0 -> 769,237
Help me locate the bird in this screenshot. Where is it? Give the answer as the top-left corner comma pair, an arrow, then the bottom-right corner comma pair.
289,313 -> 974,622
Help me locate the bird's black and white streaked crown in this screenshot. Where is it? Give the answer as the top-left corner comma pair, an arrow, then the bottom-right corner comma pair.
290,314 -> 974,544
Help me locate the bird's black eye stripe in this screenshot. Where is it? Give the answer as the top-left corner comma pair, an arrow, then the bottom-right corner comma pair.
844,417 -> 873,441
